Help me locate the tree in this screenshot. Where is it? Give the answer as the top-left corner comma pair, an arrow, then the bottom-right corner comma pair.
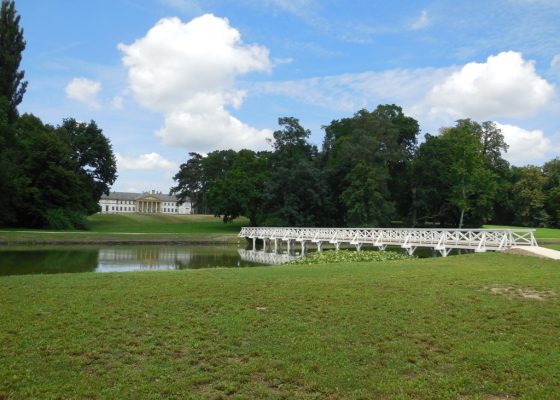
13,114 -> 85,227
171,152 -> 204,212
171,150 -> 239,214
412,121 -> 499,227
58,118 -> 118,214
207,150 -> 269,225
543,158 -> 560,227
511,165 -> 548,226
322,105 -> 419,226
0,0 -> 27,122
265,117 -> 333,226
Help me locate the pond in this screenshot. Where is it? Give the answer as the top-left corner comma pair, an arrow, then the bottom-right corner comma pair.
0,245 -> 298,276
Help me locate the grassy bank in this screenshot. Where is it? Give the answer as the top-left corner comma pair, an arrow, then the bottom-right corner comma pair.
1,253 -> 559,399
0,214 -> 247,244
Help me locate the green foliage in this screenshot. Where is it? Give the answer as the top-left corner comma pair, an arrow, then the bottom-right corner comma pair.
170,107 -> 559,230
511,165 -> 549,227
0,0 -> 27,122
207,149 -> 269,225
322,105 -> 418,226
289,249 -> 414,265
412,119 -> 502,227
44,209 -> 74,230
543,158 -> 560,227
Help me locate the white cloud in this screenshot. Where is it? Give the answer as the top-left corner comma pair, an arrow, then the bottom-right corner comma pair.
65,78 -> 102,109
118,14 -> 273,152
116,152 -> 177,171
495,122 -> 553,164
427,51 -> 554,120
111,95 -> 124,110
410,10 -> 430,30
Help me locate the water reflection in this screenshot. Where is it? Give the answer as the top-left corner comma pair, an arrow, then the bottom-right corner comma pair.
238,249 -> 299,265
0,245 -> 281,276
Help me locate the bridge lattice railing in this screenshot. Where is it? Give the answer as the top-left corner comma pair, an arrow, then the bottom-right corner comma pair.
239,227 -> 537,250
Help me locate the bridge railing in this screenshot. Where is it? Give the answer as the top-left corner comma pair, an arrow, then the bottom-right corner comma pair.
239,227 -> 537,251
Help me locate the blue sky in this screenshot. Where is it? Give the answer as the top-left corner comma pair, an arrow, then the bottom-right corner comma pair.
16,0 -> 560,192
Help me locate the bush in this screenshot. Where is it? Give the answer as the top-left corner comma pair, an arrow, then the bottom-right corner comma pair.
288,249 -> 414,265
44,209 -> 73,230
66,210 -> 90,230
44,209 -> 90,230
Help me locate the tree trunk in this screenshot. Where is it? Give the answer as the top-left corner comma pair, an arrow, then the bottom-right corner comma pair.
459,207 -> 465,229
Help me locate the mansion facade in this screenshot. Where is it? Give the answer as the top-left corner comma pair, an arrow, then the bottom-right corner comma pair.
99,191 -> 192,214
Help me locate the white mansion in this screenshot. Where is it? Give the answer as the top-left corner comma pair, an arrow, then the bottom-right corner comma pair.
99,191 -> 192,214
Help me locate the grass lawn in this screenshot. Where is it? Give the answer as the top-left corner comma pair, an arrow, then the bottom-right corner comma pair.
483,225 -> 560,240
0,214 -> 248,244
1,253 -> 559,399
87,213 -> 247,234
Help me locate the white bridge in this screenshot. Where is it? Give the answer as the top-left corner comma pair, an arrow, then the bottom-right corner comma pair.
238,227 -> 538,257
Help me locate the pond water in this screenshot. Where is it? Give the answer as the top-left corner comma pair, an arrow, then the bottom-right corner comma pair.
0,245 -> 299,276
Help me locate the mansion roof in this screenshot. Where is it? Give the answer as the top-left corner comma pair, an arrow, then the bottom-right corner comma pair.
100,191 -> 181,202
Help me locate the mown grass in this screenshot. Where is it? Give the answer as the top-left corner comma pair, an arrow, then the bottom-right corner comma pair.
0,214 -> 248,244
1,253 -> 559,399
87,213 -> 247,234
483,225 -> 560,240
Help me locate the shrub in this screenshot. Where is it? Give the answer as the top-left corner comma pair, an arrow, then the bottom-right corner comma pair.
44,209 -> 73,230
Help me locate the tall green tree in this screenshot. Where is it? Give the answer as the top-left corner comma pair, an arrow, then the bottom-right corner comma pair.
170,152 -> 204,212
322,105 -> 419,226
207,150 -> 269,225
543,158 -> 560,227
511,165 -> 548,226
412,121 -> 499,227
58,119 -> 117,214
171,150 -> 238,214
265,117 -> 332,226
0,0 -> 27,122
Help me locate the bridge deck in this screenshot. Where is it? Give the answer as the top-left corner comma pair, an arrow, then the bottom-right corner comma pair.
239,227 -> 538,257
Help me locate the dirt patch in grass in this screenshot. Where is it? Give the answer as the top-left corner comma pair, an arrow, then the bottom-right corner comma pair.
485,286 -> 557,301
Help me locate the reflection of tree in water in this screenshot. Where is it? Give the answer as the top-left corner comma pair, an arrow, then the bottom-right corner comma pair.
0,248 -> 98,276
0,245 -> 266,276
175,251 -> 259,269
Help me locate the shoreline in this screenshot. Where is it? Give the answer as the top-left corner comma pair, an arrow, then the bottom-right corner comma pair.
0,232 -> 242,245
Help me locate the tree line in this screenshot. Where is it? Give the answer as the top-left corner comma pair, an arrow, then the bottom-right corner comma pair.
171,106 -> 560,228
0,0 -> 117,229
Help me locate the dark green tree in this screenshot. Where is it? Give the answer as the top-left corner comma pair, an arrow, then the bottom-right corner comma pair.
265,117 -> 333,226
207,150 -> 269,225
58,119 -> 117,214
13,114 -> 85,227
511,165 -> 548,226
322,105 -> 419,226
412,121 -> 499,227
171,152 -> 204,212
171,150 -> 238,214
543,158 -> 560,227
0,0 -> 27,122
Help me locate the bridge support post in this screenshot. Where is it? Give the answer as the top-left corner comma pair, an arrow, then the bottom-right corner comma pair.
406,247 -> 417,256
274,239 -> 278,253
355,243 -> 362,252
317,241 -> 323,252
301,241 -> 307,256
252,237 -> 256,251
335,242 -> 340,251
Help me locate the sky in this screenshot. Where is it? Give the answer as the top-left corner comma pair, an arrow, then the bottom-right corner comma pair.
16,0 -> 560,193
